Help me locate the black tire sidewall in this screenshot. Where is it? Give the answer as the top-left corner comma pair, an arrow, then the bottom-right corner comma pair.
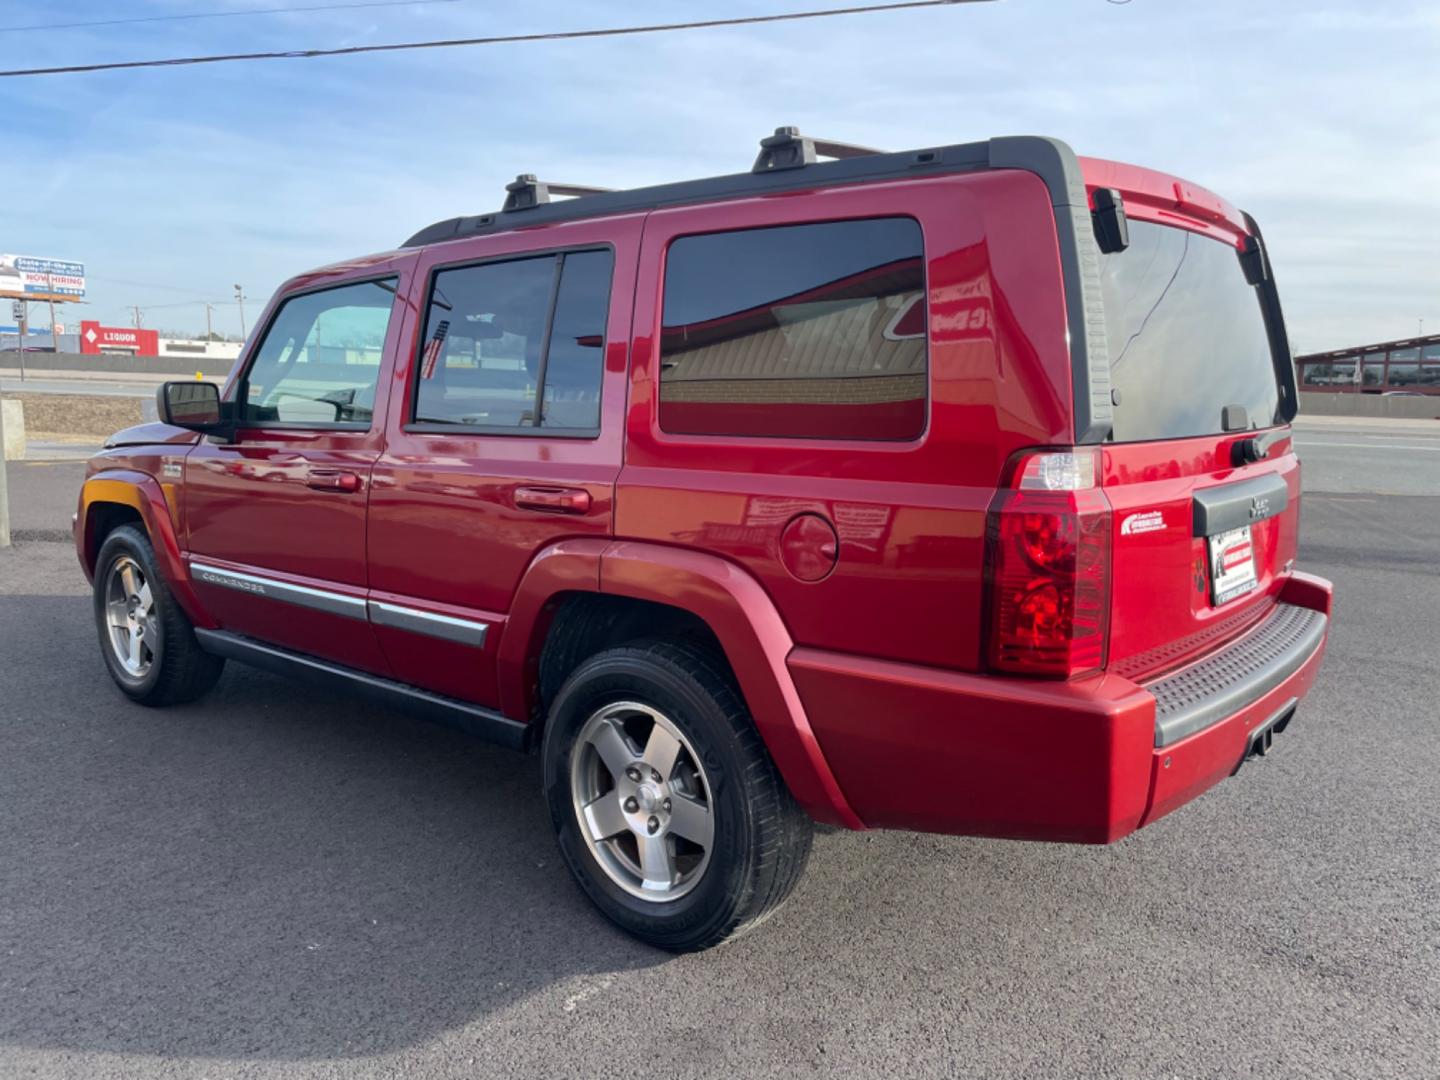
93,526 -> 167,699
542,650 -> 759,946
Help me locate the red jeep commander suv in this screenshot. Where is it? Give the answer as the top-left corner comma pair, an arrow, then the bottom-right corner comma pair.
76,130 -> 1332,950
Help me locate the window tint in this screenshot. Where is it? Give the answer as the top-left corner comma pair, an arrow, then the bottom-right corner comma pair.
1300,361 -> 1356,388
241,279 -> 396,425
414,249 -> 612,431
658,218 -> 927,440
539,250 -> 612,429
1420,345 -> 1440,387
1387,347 -> 1421,386
1100,221 -> 1280,441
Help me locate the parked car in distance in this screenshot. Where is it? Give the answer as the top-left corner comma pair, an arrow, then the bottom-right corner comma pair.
76,128 -> 1333,950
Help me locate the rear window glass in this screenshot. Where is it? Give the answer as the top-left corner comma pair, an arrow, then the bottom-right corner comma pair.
1100,220 -> 1279,441
659,218 -> 927,440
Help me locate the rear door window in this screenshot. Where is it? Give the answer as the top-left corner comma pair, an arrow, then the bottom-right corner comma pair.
1100,220 -> 1280,441
658,218 -> 927,440
412,248 -> 613,433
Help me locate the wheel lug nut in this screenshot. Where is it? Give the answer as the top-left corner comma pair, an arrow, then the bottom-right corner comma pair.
624,797 -> 638,813
663,798 -> 672,813
625,766 -> 641,782
647,816 -> 659,834
650,769 -> 662,783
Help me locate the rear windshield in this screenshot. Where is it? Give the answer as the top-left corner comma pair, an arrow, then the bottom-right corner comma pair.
1099,220 -> 1280,442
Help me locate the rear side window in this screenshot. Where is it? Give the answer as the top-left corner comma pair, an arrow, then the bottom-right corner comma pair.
1100,220 -> 1280,441
659,218 -> 927,440
413,248 -> 613,432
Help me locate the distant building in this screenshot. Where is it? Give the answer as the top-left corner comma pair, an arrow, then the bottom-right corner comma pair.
79,320 -> 243,361
1296,333 -> 1440,395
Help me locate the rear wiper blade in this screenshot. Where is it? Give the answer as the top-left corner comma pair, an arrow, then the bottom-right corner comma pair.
1231,428 -> 1288,466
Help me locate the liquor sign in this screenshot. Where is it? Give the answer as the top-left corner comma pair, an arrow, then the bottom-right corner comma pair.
80,320 -> 160,355
0,254 -> 86,299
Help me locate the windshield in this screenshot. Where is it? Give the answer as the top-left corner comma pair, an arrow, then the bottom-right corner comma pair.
1099,219 -> 1280,442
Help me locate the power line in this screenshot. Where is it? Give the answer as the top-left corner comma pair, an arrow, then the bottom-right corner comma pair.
88,275 -> 227,295
0,0 -> 468,35
131,298 -> 233,310
0,0 -> 992,78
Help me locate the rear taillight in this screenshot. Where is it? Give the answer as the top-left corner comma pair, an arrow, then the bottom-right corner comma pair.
985,449 -> 1111,678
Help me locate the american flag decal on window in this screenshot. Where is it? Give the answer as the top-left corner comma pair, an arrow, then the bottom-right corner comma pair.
421,319 -> 450,380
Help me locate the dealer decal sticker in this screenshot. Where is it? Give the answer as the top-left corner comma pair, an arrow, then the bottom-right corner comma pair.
1120,510 -> 1166,536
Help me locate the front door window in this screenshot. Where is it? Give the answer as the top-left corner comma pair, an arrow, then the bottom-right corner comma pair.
240,278 -> 398,426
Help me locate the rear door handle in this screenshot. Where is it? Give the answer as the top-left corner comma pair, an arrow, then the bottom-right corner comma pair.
306,469 -> 362,493
514,485 -> 592,514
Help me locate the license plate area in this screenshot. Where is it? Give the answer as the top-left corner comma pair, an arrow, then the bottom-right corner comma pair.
1208,525 -> 1258,605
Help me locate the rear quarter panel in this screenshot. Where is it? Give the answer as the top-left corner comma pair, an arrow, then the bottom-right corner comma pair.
620,170 -> 1074,671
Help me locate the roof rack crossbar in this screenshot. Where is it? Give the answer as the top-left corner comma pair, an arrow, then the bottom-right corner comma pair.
546,182 -> 613,198
752,126 -> 883,174
502,174 -> 614,213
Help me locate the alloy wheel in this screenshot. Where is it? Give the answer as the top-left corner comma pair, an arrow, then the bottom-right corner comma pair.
104,555 -> 159,678
569,701 -> 715,902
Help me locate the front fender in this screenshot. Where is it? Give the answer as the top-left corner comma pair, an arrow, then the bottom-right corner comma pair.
77,470 -> 216,628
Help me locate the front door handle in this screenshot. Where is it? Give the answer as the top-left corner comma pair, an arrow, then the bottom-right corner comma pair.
306,469 -> 362,493
514,485 -> 592,514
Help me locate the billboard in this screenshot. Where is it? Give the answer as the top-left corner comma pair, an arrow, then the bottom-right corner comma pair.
0,254 -> 86,299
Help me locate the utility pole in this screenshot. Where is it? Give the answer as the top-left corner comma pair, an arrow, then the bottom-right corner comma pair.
0,371 -> 9,547
1,294 -> 12,545
132,305 -> 142,329
205,302 -> 214,342
16,300 -> 26,382
46,273 -> 58,350
0,299 -> 9,544
234,284 -> 247,340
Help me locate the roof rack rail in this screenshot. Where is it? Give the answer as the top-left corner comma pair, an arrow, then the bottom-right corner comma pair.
502,175 -> 615,213
751,126 -> 884,174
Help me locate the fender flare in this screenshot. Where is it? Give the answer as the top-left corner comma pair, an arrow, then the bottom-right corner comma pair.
78,470 -> 216,628
498,538 -> 863,828
599,541 -> 863,830
496,538 -> 607,723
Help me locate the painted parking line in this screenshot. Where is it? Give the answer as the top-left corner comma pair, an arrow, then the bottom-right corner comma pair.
1293,440 -> 1440,451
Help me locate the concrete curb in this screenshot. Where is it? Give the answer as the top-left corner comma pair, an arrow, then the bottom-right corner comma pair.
2,399 -> 24,459
1294,415 -> 1440,432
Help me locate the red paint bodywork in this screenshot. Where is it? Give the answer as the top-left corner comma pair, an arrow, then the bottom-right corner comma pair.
75,150 -> 1332,843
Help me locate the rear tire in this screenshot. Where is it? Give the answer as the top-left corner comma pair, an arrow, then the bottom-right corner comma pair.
542,639 -> 813,952
93,525 -> 225,706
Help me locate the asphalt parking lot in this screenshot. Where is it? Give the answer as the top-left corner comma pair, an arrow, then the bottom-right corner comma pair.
1,418 -> 1436,1079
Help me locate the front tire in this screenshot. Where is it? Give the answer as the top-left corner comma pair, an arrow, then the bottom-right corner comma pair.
93,525 -> 225,706
542,639 -> 813,951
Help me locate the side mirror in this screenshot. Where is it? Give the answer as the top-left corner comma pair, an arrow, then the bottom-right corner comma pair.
157,381 -> 226,430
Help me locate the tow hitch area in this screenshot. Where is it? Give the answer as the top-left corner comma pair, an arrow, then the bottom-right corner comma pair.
1235,698 -> 1296,773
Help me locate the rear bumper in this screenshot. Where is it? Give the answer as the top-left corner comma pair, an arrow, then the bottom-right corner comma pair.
791,573 -> 1332,843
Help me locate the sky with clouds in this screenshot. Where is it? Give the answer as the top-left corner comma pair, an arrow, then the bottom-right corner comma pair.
1,0 -> 1436,352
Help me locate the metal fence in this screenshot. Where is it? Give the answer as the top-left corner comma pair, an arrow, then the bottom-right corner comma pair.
0,333 -> 81,352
